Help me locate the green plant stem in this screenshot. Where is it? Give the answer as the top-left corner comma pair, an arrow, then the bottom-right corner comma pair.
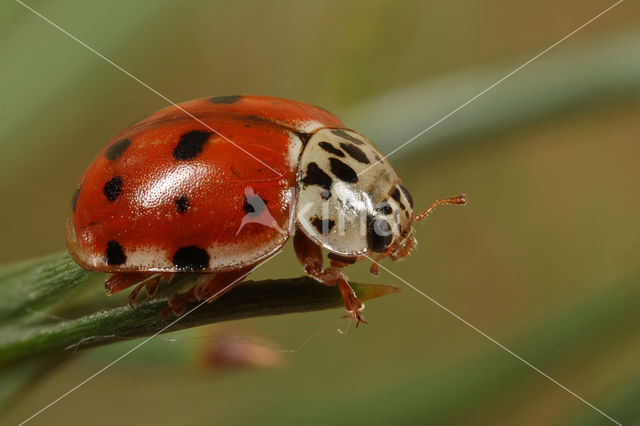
0,277 -> 398,368
0,252 -> 105,324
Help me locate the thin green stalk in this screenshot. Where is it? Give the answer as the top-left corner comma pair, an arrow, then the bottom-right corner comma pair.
0,252 -> 104,325
0,275 -> 398,368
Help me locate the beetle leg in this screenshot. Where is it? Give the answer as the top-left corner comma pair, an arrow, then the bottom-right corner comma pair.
162,267 -> 255,318
127,275 -> 162,308
193,267 -> 255,301
104,272 -> 154,295
164,288 -> 195,318
294,227 -> 367,327
327,252 -> 359,269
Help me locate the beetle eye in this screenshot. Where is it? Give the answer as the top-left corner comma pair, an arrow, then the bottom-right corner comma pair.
375,202 -> 393,215
367,216 -> 393,252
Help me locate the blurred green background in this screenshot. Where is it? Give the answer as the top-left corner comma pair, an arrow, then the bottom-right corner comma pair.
2,0 -> 640,425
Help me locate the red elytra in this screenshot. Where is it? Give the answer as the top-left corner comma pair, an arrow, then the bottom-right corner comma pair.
67,95 -> 466,325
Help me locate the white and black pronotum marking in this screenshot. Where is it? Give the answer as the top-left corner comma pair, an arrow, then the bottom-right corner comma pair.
296,128 -> 414,256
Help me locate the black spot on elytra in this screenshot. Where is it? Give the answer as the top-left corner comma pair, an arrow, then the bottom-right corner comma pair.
173,130 -> 212,160
173,246 -> 210,271
71,185 -> 81,211
209,95 -> 242,104
301,162 -> 333,191
105,139 -> 131,161
399,184 -> 414,208
331,129 -> 364,145
339,142 -> 369,164
367,216 -> 393,252
105,240 -> 126,265
329,158 -> 358,183
311,217 -> 335,235
103,176 -> 122,201
243,193 -> 266,215
376,202 -> 393,215
175,195 -> 189,213
318,141 -> 345,157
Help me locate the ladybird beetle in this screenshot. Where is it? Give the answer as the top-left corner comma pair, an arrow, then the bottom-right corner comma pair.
66,95 -> 465,325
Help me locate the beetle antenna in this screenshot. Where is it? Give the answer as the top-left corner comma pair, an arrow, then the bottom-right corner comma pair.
412,194 -> 467,222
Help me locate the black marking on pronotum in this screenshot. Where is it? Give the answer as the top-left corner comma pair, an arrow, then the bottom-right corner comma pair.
311,217 -> 335,235
367,216 -> 393,252
175,195 -> 189,213
209,95 -> 242,104
331,129 -> 365,145
399,184 -> 414,208
390,187 -> 401,203
376,202 -> 393,215
103,176 -> 123,201
71,185 -> 81,211
105,240 -> 126,265
243,193 -> 266,215
105,139 -> 131,161
390,187 -> 407,210
318,141 -> 345,157
173,246 -> 210,271
173,130 -> 212,160
339,142 -> 369,164
296,132 -> 312,146
329,158 -> 358,183
301,162 -> 333,190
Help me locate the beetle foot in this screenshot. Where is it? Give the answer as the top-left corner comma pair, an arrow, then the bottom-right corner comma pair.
162,290 -> 193,318
344,294 -> 367,327
104,272 -> 152,295
127,275 -> 161,308
336,279 -> 367,327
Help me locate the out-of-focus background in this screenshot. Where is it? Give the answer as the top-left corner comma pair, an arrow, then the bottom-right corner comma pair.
2,0 -> 640,425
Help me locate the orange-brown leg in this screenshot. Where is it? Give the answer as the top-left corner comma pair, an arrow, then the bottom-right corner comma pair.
164,287 -> 195,318
164,267 -> 255,318
127,275 -> 164,308
104,273 -> 169,308
104,273 -> 153,295
294,227 -> 367,327
193,267 -> 255,301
